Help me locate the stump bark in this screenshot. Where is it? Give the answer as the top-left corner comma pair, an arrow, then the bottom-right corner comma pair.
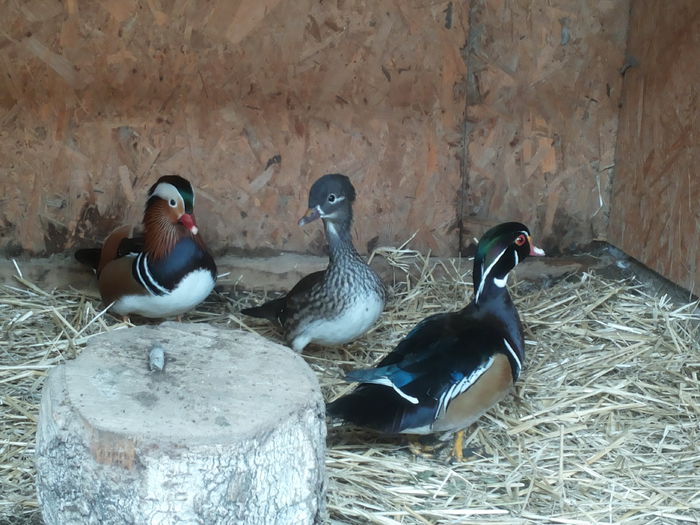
35,322 -> 326,525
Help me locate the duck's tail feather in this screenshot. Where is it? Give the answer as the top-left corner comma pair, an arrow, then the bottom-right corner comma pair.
327,384 -> 433,434
116,236 -> 144,257
240,296 -> 286,323
74,248 -> 101,271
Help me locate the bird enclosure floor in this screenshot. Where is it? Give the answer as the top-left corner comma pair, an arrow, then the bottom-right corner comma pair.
1,245 -> 698,524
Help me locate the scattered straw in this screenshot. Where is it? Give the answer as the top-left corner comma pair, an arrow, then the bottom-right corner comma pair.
1,248 -> 699,524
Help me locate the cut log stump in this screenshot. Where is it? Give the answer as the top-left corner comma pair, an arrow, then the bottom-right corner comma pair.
35,322 -> 326,525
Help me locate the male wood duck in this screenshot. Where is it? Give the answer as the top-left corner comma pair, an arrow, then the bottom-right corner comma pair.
75,175 -> 217,320
241,173 -> 386,353
327,222 -> 545,460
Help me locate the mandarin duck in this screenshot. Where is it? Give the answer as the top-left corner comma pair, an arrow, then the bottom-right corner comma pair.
75,175 -> 217,320
327,222 -> 545,460
241,173 -> 386,353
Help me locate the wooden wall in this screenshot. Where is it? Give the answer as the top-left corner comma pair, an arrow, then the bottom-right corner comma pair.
610,0 -> 700,294
463,0 -> 628,253
0,1 -> 628,258
0,0 -> 467,256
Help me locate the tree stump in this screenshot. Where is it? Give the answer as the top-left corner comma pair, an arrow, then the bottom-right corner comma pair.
35,322 -> 326,525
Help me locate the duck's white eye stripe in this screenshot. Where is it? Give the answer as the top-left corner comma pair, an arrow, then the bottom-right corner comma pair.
152,183 -> 182,206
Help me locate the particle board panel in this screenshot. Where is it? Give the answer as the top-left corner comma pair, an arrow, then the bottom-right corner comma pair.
462,0 -> 628,253
0,0 -> 467,256
609,0 -> 700,294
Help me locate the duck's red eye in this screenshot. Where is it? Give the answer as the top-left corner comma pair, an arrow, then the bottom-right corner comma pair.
515,234 -> 527,247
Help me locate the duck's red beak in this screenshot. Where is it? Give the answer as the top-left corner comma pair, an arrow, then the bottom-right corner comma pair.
180,213 -> 199,235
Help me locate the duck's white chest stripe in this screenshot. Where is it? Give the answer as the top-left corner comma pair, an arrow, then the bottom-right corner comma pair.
502,338 -> 522,379
134,253 -> 169,296
436,356 -> 494,418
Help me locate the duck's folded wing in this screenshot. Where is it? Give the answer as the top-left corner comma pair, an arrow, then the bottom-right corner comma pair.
346,332 -> 493,408
280,270 -> 326,321
241,270 -> 325,324
331,318 -> 507,433
372,312 -> 454,368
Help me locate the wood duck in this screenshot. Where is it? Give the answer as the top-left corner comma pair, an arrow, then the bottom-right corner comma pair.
327,222 -> 545,460
75,175 -> 217,320
241,173 -> 386,353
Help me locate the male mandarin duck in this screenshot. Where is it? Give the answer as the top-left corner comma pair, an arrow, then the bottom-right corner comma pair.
327,222 -> 545,460
75,175 -> 217,320
241,173 -> 386,353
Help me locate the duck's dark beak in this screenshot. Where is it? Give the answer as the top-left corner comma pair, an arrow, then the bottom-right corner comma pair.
298,207 -> 321,226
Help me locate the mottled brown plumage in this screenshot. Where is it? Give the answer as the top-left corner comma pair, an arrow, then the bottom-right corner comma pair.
242,174 -> 385,353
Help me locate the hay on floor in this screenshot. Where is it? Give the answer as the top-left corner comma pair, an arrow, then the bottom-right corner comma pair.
1,248 -> 699,524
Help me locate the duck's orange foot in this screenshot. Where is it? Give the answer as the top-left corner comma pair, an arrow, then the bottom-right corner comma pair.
408,436 -> 437,459
450,430 -> 466,462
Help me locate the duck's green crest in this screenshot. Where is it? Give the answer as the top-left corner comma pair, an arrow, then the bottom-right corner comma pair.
475,222 -> 529,265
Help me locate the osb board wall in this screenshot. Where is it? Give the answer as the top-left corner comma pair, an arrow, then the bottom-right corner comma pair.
463,0 -> 628,253
0,0 -> 628,258
0,0 -> 467,256
610,0 -> 700,294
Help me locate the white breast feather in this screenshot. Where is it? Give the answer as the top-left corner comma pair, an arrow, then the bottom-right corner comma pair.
291,292 -> 383,352
113,269 -> 215,318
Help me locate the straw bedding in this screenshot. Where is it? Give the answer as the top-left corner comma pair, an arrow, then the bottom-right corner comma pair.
1,249 -> 698,524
